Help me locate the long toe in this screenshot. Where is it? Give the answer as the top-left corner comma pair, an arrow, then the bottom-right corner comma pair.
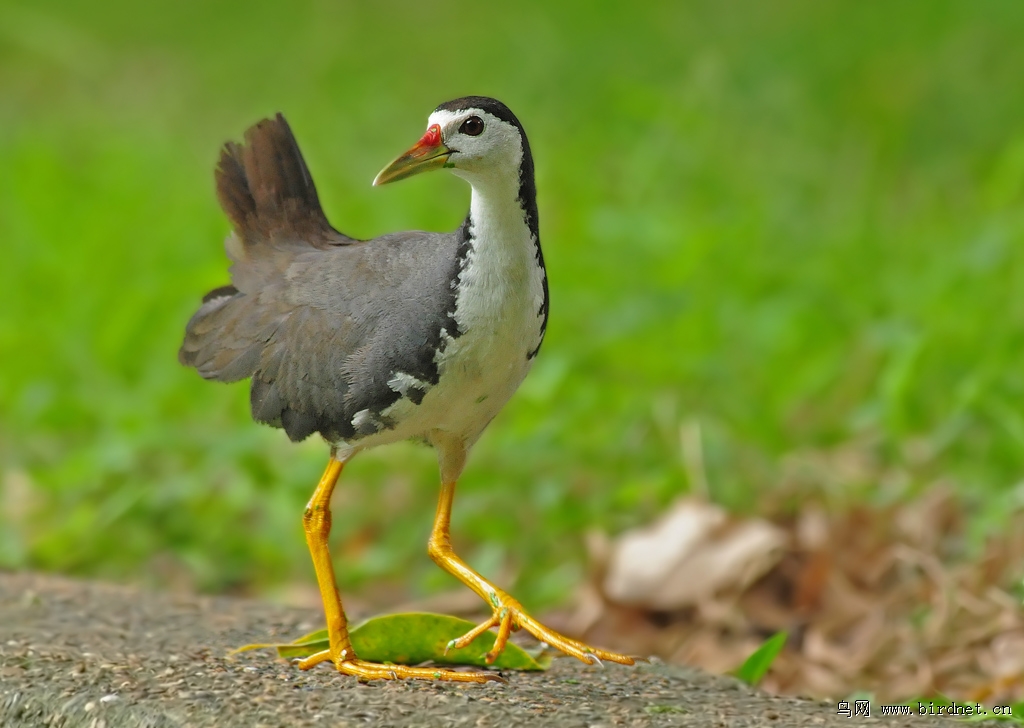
296,644 -> 504,683
517,612 -> 636,666
338,659 -> 504,683
454,593 -> 636,667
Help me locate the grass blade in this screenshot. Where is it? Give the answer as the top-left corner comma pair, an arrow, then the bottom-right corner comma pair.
732,631 -> 787,686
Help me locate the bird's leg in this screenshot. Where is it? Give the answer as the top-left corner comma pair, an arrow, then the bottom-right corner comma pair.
294,454 -> 501,683
428,480 -> 636,667
294,456 -> 351,671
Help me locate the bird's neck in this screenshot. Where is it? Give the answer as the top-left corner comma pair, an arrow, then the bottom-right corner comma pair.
451,170 -> 544,319
452,164 -> 548,359
465,171 -> 535,249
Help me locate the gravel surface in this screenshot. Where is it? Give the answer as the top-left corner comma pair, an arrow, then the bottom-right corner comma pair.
0,571 -> 985,727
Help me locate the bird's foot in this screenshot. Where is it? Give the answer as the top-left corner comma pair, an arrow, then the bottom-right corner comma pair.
448,590 -> 637,667
295,647 -> 504,683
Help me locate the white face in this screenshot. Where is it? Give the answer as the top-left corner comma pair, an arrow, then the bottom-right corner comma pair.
427,108 -> 523,181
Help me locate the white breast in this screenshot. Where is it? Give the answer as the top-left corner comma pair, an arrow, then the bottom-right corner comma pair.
429,202 -> 546,442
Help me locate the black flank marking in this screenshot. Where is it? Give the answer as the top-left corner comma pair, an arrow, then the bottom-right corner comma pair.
446,214 -> 475,341
357,220 -> 474,428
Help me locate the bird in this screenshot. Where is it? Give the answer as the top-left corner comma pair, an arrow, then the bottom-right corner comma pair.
179,96 -> 636,682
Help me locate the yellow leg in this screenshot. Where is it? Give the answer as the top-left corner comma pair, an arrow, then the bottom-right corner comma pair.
295,455 -> 501,683
428,480 -> 637,667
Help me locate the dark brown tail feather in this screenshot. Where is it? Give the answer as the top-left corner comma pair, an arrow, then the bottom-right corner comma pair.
215,113 -> 342,244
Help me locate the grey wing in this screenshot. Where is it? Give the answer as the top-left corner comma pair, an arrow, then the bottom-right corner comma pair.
179,114 -> 463,442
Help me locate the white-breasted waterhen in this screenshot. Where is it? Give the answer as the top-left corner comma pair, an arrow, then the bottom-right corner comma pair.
179,97 -> 636,682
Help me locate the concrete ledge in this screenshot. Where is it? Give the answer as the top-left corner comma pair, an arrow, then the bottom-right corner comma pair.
0,572 -> 967,727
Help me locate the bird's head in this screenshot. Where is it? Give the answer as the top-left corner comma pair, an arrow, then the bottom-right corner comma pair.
373,96 -> 528,187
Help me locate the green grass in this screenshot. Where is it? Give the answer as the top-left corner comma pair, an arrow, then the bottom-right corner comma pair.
733,632 -> 787,687
3,0 -> 1024,606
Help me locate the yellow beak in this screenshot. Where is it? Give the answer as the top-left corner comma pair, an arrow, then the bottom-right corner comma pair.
373,124 -> 452,186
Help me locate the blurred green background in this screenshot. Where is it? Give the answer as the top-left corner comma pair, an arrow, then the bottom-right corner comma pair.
2,0 -> 1024,609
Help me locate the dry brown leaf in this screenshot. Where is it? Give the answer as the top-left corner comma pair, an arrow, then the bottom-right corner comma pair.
566,444 -> 1024,705
603,499 -> 786,611
603,498 -> 726,606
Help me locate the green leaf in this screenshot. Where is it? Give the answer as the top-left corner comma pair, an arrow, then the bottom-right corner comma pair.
732,631 -> 787,686
235,612 -> 550,671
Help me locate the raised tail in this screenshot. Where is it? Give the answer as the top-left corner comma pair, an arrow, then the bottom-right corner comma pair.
179,114 -> 349,385
215,113 -> 347,245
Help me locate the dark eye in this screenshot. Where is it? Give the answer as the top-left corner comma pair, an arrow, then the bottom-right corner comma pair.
459,116 -> 484,136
